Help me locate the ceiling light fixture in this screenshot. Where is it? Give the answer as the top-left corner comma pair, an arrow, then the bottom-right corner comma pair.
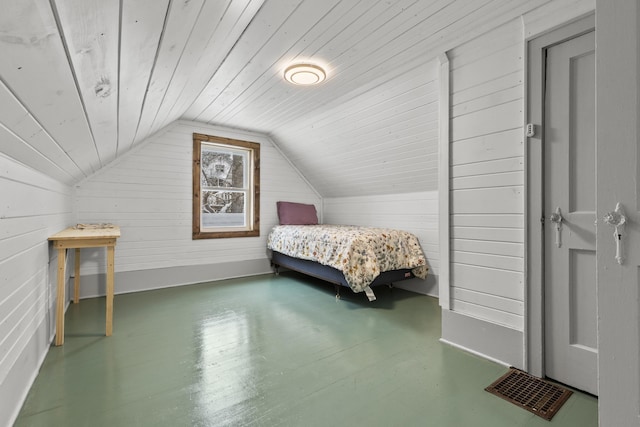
284,63 -> 326,85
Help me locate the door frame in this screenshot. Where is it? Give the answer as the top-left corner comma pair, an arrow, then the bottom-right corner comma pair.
525,14 -> 595,378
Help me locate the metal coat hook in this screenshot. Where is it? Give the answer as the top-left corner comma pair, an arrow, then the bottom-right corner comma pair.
603,202 -> 626,265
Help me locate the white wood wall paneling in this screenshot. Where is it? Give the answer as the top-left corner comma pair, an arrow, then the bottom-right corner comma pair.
184,0 -> 320,122
452,251 -> 523,272
0,227 -> 47,263
0,276 -> 47,385
522,0 -> 595,40
0,153 -> 72,423
274,76 -> 438,164
0,82 -> 80,183
452,86 -> 522,120
76,121 -> 320,277
296,142 -> 414,190
323,193 -> 437,212
452,239 -> 524,258
445,15 -> 529,332
452,71 -> 523,108
285,124 -> 437,169
310,139 -> 436,173
317,180 -> 440,199
0,268 -> 46,339
329,158 -> 439,178
0,0 -> 100,179
117,0 -> 170,155
133,0 -> 206,145
0,245 -> 48,307
450,123 -> 523,152
311,177 -> 439,199
2,180 -> 71,219
282,105 -> 437,158
452,187 -> 523,215
452,227 -> 524,244
451,100 -> 523,142
297,121 -> 437,160
447,17 -> 523,64
281,80 -> 437,142
452,287 -> 523,316
451,299 -> 523,330
311,157 -> 437,186
452,171 -> 524,190
451,40 -> 523,97
452,157 -> 524,178
427,0 -> 548,57
451,214 -> 523,228
0,124 -> 73,186
320,211 -> 439,226
273,64 -> 439,197
0,269 -> 46,344
277,69 -> 437,135
52,0 -> 120,166
151,0 -> 265,136
322,192 -> 438,215
452,264 -> 523,300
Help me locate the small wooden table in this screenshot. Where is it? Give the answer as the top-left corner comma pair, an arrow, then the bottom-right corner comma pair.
48,225 -> 121,346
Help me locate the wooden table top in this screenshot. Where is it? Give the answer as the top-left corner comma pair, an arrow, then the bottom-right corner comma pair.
48,224 -> 121,241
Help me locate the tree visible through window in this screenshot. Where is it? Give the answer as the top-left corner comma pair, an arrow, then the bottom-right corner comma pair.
193,133 -> 260,239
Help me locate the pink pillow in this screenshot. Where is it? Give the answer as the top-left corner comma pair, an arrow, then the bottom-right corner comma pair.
277,201 -> 318,225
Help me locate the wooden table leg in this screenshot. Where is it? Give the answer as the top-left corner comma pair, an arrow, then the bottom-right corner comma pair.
106,245 -> 114,336
55,248 -> 66,346
74,248 -> 81,304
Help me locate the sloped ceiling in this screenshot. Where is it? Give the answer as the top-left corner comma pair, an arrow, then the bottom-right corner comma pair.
0,0 -> 550,196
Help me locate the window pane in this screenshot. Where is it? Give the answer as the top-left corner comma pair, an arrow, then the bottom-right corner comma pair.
201,146 -> 247,189
201,190 -> 246,227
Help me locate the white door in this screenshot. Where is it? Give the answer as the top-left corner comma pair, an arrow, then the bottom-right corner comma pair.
543,30 -> 597,395
596,1 -> 640,424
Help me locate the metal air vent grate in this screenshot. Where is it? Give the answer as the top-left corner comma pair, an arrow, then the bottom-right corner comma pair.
485,368 -> 573,421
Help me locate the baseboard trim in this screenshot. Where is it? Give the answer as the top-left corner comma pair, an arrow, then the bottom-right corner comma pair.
73,258 -> 273,299
441,308 -> 524,369
439,338 -> 512,368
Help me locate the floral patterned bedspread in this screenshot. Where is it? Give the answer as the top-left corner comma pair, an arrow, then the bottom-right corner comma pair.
267,225 -> 428,293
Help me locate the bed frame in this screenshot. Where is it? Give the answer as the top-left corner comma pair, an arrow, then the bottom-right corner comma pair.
270,251 -> 415,299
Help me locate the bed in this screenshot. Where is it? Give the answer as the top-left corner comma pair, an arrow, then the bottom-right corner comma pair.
267,202 -> 428,301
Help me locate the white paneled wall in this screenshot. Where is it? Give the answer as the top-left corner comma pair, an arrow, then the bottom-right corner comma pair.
0,153 -> 73,427
447,18 -> 525,331
273,61 -> 440,198
323,191 -> 438,296
74,120 -> 320,286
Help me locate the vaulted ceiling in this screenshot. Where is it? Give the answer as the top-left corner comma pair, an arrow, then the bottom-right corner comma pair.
1,0 -> 551,195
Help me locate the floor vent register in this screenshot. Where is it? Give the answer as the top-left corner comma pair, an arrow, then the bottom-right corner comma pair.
485,367 -> 573,421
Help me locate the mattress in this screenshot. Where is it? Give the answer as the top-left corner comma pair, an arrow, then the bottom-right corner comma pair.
267,224 -> 428,294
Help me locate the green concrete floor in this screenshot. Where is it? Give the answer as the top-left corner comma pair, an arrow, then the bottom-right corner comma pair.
15,273 -> 597,426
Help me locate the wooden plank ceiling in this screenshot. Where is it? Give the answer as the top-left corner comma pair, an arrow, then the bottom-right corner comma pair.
0,0 -> 550,196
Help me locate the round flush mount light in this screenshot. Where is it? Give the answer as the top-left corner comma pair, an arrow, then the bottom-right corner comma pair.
284,63 -> 326,85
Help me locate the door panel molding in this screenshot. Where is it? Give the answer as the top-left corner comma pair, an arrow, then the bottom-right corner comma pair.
525,13 -> 595,378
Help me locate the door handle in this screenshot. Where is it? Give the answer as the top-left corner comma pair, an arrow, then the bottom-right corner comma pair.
603,202 -> 626,265
549,207 -> 564,248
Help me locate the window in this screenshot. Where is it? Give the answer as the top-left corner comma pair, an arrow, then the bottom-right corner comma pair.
192,133 -> 260,239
